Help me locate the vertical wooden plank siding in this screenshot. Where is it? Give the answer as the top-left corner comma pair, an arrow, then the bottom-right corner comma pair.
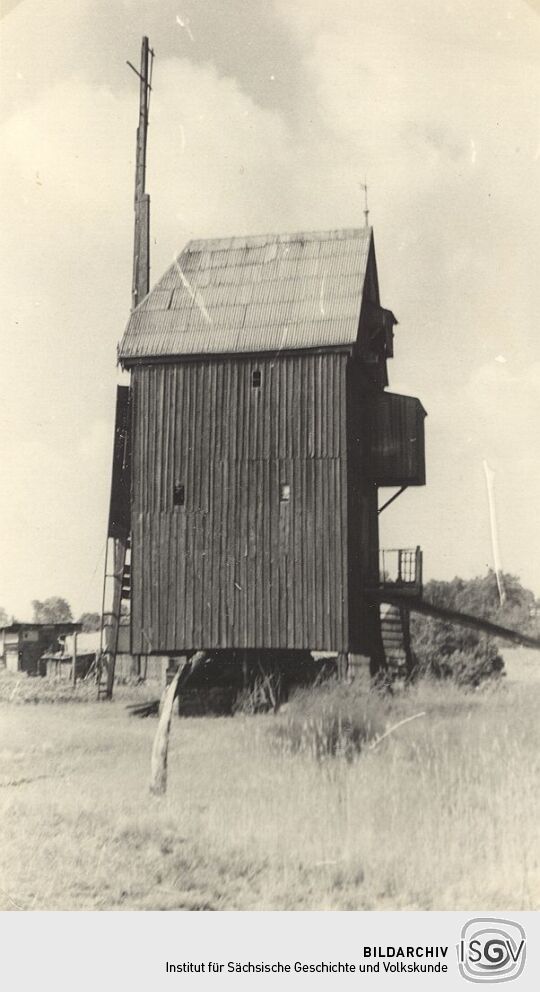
346,363 -> 381,655
369,392 -> 426,486
131,353 -> 349,653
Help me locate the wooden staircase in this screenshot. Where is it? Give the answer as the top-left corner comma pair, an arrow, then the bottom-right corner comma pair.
380,602 -> 413,679
370,545 -> 540,677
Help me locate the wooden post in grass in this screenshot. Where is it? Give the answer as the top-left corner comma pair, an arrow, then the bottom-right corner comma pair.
336,652 -> 349,682
149,651 -> 206,796
72,632 -> 78,686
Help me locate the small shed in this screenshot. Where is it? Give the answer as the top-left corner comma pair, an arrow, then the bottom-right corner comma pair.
43,627 -> 168,683
0,623 -> 82,676
44,631 -> 100,680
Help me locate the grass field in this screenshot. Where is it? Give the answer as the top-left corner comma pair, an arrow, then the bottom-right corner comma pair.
0,649 -> 538,911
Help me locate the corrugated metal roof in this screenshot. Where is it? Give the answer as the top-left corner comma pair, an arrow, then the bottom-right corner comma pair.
119,227 -> 372,361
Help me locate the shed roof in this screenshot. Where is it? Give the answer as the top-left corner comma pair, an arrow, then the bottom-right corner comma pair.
119,227 -> 373,362
0,622 -> 81,634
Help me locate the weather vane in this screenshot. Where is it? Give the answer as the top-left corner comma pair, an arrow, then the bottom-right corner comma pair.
360,178 -> 369,228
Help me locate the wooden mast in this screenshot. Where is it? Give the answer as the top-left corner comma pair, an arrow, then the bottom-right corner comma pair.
98,38 -> 153,700
131,35 -> 153,309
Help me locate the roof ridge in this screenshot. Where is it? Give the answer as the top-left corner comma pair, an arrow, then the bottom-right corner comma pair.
183,226 -> 373,253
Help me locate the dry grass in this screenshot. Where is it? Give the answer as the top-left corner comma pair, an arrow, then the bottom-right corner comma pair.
271,680 -> 387,760
0,670 -> 158,706
0,648 -> 538,911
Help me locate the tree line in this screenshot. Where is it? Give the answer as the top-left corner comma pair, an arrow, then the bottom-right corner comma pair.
0,597 -> 101,632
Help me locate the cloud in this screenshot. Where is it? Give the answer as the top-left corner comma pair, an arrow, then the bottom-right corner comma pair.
464,360 -> 540,464
148,58 -> 297,247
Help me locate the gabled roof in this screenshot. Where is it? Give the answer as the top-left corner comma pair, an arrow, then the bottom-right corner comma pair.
119,227 -> 373,362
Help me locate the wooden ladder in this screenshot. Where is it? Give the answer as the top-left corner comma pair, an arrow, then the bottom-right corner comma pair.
98,535 -> 131,700
99,383 -> 131,700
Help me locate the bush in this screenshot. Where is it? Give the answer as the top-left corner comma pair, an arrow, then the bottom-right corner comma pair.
407,571 -> 534,687
271,680 -> 385,761
411,614 -> 505,688
415,637 -> 504,688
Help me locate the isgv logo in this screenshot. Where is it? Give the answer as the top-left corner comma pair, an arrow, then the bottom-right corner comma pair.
457,918 -> 526,984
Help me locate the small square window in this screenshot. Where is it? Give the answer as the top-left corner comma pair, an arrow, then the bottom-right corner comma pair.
280,483 -> 290,502
252,370 -> 262,388
173,482 -> 185,507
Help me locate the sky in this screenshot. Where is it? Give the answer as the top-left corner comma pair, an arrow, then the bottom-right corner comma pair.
0,0 -> 539,621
